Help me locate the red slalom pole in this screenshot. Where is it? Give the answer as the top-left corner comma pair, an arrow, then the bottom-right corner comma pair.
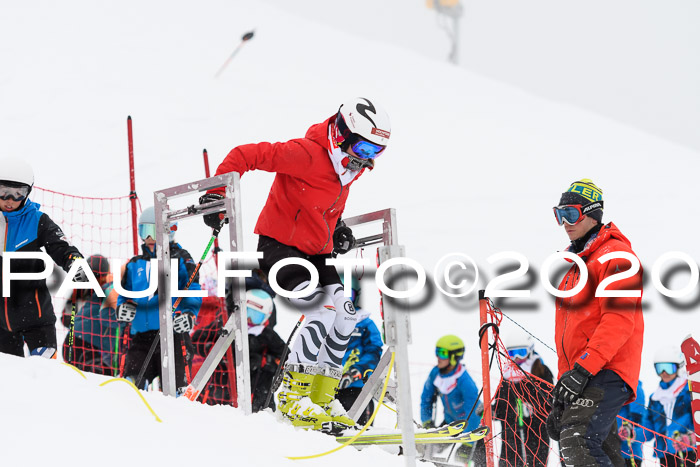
127,116 -> 139,256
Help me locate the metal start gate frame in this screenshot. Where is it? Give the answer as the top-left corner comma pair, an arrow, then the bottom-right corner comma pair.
152,176 -> 416,463
153,173 -> 252,414
343,209 -> 417,467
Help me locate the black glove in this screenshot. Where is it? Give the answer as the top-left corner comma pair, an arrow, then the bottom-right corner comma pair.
173,312 -> 195,334
553,363 -> 593,404
546,401 -> 564,441
69,256 -> 89,282
333,220 -> 356,256
199,193 -> 227,230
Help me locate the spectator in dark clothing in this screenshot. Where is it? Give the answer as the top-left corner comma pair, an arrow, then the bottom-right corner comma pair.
62,255 -> 123,374
494,328 -> 554,467
192,288 -> 288,412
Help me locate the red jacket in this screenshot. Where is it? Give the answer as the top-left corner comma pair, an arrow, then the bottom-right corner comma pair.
555,222 -> 644,401
213,117 -> 365,255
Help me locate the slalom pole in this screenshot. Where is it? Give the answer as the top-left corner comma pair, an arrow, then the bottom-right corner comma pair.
214,30 -> 255,78
113,324 -> 121,376
135,219 -> 226,390
67,290 -> 78,364
127,116 -> 139,256
263,314 -> 305,410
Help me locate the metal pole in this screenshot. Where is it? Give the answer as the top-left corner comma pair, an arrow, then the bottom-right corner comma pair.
127,116 -> 138,256
379,244 -> 416,467
479,291 -> 496,467
155,198 -> 177,396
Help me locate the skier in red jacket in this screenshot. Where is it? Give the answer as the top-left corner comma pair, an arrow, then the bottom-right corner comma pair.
201,98 -> 390,429
546,179 -> 644,466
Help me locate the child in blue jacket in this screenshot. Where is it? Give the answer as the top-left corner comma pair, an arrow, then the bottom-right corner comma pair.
421,334 -> 485,464
646,346 -> 696,467
116,207 -> 201,392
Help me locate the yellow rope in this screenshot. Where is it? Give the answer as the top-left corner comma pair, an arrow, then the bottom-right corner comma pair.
287,352 -> 396,460
61,362 -> 87,379
99,378 -> 163,423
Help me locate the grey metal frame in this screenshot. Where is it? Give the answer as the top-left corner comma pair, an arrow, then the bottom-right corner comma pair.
153,173 -> 251,414
343,209 -> 417,467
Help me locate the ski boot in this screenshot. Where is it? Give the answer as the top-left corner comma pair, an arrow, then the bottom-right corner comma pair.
277,363 -> 333,429
310,367 -> 357,429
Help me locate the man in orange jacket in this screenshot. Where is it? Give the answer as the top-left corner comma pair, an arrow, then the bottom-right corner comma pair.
200,98 -> 391,430
546,179 -> 644,467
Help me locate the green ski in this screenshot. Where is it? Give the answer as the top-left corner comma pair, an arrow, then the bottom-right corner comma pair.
335,422 -> 488,446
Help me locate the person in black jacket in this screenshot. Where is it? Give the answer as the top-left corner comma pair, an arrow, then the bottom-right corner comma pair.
191,288 -> 287,411
494,328 -> 555,467
0,158 -> 85,359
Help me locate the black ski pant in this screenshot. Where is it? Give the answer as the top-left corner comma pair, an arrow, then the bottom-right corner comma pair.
0,324 -> 56,357
558,369 -> 629,467
257,235 -> 341,293
660,451 -> 698,467
499,415 -> 550,466
122,330 -> 193,390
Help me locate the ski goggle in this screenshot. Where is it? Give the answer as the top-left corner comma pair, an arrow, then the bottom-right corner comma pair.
247,307 -> 268,326
553,201 -> 604,226
0,183 -> 30,202
138,223 -> 176,240
655,362 -> 679,375
436,347 -> 450,359
138,223 -> 156,240
350,139 -> 386,160
507,347 -> 530,359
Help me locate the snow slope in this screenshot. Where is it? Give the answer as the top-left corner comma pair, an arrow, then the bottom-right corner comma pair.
1,1 -> 699,465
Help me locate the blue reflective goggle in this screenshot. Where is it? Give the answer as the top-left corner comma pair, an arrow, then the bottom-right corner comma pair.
138,223 -> 156,240
247,307 -> 268,325
436,347 -> 450,359
507,347 -> 530,359
351,139 -> 386,160
553,201 -> 604,226
655,362 -> 679,375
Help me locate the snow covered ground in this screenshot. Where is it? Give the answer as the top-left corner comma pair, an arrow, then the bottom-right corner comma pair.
1,1 -> 698,466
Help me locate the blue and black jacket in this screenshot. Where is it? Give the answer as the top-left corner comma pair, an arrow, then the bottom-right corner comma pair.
117,243 -> 202,334
0,199 -> 81,332
341,310 -> 383,389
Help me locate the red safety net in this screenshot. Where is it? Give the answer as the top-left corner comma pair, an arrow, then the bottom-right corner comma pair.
481,298 -> 698,466
32,187 -> 136,376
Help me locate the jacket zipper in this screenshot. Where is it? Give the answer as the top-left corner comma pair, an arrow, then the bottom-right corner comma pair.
4,297 -> 10,331
35,289 -> 42,319
317,181 -> 344,254
560,267 -> 575,369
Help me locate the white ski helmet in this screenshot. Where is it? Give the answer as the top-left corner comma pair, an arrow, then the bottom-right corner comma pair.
502,328 -> 534,350
336,97 -> 391,148
0,157 -> 34,188
246,289 -> 274,325
653,346 -> 684,365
